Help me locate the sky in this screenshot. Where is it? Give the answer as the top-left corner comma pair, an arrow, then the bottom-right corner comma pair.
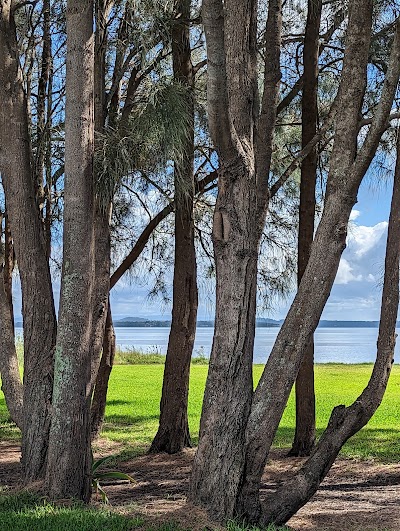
11,166 -> 395,324
111,170 -> 395,323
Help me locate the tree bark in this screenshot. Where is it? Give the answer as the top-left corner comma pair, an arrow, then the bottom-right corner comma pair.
238,6 -> 400,523
149,0 -> 198,455
46,0 -> 95,502
0,235 -> 23,429
289,0 -> 322,458
0,0 -> 57,482
261,111 -> 400,526
91,302 -> 116,439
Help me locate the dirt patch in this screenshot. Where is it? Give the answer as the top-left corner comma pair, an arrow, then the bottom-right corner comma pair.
2,443 -> 400,530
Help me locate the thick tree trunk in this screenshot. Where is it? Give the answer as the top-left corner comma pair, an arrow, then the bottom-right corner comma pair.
149,0 -> 198,455
261,125 -> 400,526
289,0 -> 322,457
0,1 -> 57,482
91,302 -> 116,439
46,0 -> 95,502
188,161 -> 258,519
188,0 -> 264,519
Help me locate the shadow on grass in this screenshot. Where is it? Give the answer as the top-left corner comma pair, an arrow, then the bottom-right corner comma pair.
104,414 -> 160,427
274,426 -> 400,462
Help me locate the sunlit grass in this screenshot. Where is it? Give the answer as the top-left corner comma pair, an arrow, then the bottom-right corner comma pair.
1,363 -> 400,462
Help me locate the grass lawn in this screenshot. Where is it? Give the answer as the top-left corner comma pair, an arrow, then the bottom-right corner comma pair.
0,361 -> 398,530
2,361 -> 399,461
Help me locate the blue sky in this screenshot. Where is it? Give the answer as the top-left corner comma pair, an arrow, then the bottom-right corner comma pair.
11,169 -> 394,323
111,171 -> 395,322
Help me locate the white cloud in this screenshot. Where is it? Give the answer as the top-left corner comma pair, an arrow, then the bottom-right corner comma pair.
347,221 -> 388,258
335,258 -> 362,284
349,209 -> 361,221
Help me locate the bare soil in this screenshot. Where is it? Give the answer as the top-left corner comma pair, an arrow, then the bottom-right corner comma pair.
1,442 -> 400,530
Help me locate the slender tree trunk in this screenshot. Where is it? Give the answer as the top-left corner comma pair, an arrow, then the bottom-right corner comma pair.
35,0 -> 51,214
0,1 -> 57,482
0,223 -> 23,428
4,213 -> 14,332
46,0 -> 95,502
261,119 -> 400,526
289,0 -> 322,457
149,0 -> 198,455
91,302 -> 116,439
89,0 -> 113,390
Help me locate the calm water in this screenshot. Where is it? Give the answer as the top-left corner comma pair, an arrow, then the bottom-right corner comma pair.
114,326 -> 400,364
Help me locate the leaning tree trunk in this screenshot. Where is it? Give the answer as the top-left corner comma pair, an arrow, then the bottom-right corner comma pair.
261,105 -> 400,526
149,0 -> 198,455
238,5 -> 400,523
46,0 -> 95,502
289,0 -> 322,458
0,1 -> 57,482
91,302 -> 116,439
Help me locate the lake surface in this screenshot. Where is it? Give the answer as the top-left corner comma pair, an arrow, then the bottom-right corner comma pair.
114,326 -> 400,364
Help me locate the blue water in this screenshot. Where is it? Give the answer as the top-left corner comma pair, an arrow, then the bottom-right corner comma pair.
114,327 -> 400,364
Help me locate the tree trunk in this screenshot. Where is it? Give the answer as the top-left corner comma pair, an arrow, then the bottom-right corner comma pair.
0,254 -> 23,429
91,302 -> 116,439
188,163 -> 258,518
188,0 -> 266,519
261,118 -> 400,526
149,0 -> 198,455
239,4 -> 400,522
289,0 -> 322,458
46,0 -> 95,502
0,1 -> 57,482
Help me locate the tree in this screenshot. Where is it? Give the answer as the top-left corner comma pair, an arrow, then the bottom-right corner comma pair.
0,0 -> 57,482
45,0 -> 95,501
289,0 -> 322,457
189,0 -> 400,524
0,211 -> 22,429
150,0 -> 198,454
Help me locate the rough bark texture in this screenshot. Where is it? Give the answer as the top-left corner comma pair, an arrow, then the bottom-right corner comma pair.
0,0 -> 57,482
290,0 -> 322,458
188,0 -> 259,519
91,302 -> 116,439
261,110 -> 400,526
89,0 -> 113,391
238,5 -> 400,523
190,0 -> 400,524
149,0 -> 198,455
46,0 -> 95,502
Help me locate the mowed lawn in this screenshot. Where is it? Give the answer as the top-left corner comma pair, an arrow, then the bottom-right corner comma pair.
1,363 -> 400,461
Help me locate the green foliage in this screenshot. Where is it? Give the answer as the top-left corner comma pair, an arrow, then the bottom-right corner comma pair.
92,455 -> 134,504
114,347 -> 209,365
95,80 -> 192,210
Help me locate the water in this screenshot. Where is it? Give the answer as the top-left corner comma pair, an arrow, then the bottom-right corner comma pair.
114,326 -> 400,364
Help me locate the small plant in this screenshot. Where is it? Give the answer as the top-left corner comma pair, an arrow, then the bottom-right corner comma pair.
92,454 -> 134,504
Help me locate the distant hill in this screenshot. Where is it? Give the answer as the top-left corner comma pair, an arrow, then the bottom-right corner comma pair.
113,317 -> 280,328
14,317 -> 394,329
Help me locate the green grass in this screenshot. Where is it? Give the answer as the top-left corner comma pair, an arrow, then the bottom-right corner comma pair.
0,491 -> 143,530
1,363 -> 400,461
95,363 -> 400,462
